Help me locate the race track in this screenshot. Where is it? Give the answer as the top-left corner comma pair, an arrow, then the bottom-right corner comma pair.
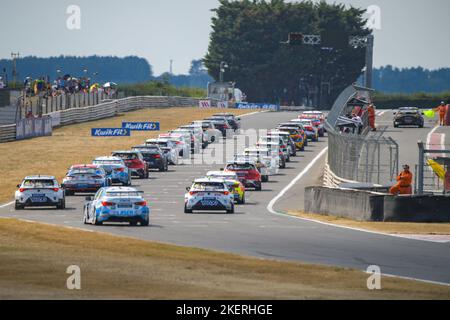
1,111 -> 449,284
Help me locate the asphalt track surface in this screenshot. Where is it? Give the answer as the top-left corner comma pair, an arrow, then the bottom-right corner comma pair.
1,111 -> 449,285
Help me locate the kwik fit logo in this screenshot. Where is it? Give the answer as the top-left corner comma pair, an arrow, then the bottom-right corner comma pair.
122,122 -> 160,131
91,128 -> 131,137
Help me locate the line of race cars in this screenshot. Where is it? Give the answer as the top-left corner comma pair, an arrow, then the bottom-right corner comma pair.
13,111 -> 326,225
183,111 -> 326,214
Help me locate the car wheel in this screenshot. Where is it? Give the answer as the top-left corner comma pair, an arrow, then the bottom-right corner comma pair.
141,219 -> 149,227
227,204 -> 235,214
57,199 -> 65,210
94,215 -> 103,226
15,201 -> 24,210
255,183 -> 262,191
184,204 -> 193,214
130,221 -> 138,226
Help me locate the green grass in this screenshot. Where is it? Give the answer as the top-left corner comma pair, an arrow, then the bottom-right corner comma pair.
120,81 -> 206,98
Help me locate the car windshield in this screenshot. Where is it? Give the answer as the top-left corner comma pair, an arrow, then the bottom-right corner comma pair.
22,179 -> 55,187
94,160 -> 122,165
208,173 -> 238,180
106,192 -> 143,197
226,164 -> 255,170
69,168 -> 99,175
114,153 -> 138,160
192,182 -> 225,191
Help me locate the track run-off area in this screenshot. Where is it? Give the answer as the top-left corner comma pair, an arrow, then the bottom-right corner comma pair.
1,110 -> 449,285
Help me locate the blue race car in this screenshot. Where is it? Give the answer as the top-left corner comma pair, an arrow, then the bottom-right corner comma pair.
93,156 -> 132,186
62,165 -> 111,196
83,187 -> 150,226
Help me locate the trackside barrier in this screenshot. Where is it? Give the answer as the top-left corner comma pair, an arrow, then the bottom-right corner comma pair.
16,116 -> 53,141
0,95 -> 223,143
323,163 -> 359,188
236,103 -> 280,111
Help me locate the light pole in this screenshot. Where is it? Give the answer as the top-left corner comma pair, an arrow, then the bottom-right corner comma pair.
219,61 -> 228,83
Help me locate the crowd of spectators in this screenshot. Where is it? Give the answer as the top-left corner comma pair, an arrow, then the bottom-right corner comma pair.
22,74 -> 117,98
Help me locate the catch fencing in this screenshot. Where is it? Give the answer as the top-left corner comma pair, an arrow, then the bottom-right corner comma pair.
327,129 -> 399,185
0,95 -> 217,143
324,84 -> 399,187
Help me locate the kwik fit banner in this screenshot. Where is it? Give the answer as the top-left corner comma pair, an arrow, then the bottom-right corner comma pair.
91,128 -> 131,137
122,122 -> 160,131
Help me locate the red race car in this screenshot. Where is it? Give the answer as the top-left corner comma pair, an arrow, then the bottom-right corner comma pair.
112,151 -> 149,179
224,160 -> 262,191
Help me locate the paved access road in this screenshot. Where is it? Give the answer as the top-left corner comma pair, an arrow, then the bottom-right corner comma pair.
1,111 -> 449,284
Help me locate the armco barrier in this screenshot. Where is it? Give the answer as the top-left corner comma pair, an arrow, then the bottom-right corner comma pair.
0,95 -> 223,143
304,186 -> 384,221
0,124 -> 16,143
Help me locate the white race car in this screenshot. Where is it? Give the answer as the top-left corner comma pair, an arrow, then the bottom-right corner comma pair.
15,176 -> 65,210
191,120 -> 222,144
158,133 -> 190,159
184,178 -> 235,214
243,147 -> 279,176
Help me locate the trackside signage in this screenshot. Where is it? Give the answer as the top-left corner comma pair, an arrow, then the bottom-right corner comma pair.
236,103 -> 280,111
91,128 -> 130,137
122,122 -> 160,131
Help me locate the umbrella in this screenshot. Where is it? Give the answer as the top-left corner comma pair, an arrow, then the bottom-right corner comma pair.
89,83 -> 100,92
103,82 -> 118,88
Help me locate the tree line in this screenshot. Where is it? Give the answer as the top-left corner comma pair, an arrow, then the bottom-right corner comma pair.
204,0 -> 370,107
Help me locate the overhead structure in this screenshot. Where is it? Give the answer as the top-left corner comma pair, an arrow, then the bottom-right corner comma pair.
285,32 -> 374,89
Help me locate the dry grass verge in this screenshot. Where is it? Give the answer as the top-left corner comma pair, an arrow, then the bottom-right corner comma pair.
288,211 -> 450,235
0,107 -> 252,203
0,218 -> 449,299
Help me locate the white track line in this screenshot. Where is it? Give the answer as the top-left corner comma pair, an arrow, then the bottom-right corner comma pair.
0,201 -> 14,209
426,125 -> 440,150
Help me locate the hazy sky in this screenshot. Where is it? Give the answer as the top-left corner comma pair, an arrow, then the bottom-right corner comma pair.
1,0 -> 449,75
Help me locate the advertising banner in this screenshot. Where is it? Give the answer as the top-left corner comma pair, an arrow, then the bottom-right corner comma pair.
122,122 -> 160,131
91,128 -> 131,137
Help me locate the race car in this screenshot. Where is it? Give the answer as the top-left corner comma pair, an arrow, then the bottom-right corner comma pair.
224,160 -> 262,191
83,187 -> 150,226
393,107 -> 424,128
212,113 -> 241,131
157,134 -> 190,159
184,178 -> 235,214
259,136 -> 290,162
92,156 -> 131,186
291,119 -> 319,142
179,125 -> 208,149
256,141 -> 286,169
267,130 -> 297,157
300,111 -> 326,136
112,151 -> 149,179
132,145 -> 168,172
62,165 -> 111,195
234,153 -> 269,182
191,120 -> 222,144
244,147 -> 279,176
275,126 -> 305,151
146,138 -> 179,165
206,171 -> 246,204
169,129 -> 201,154
15,175 -> 65,210
203,117 -> 233,138
278,122 -> 308,148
